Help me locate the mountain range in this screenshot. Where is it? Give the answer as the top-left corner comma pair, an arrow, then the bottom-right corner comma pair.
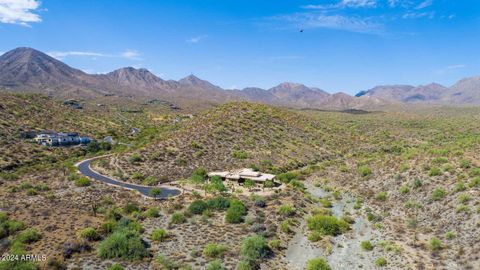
1,47 -> 480,110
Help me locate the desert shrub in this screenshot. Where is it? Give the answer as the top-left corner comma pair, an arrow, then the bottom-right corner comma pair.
207,196 -> 231,210
190,167 -> 207,182
319,198 -> 332,208
358,166 -> 372,177
143,176 -> 159,186
78,227 -> 101,241
459,159 -> 471,169
308,231 -> 323,242
413,178 -> 423,189
428,237 -> 442,251
268,238 -> 281,250
144,207 -> 160,218
458,193 -> 471,203
206,260 -> 226,270
26,188 -> 37,196
252,195 -> 266,208
445,231 -> 456,240
225,199 -> 247,224
123,201 -> 139,214
101,220 -> 118,234
375,192 -> 387,201
128,154 -> 143,164
188,200 -> 208,215
98,229 -> 148,260
170,212 -> 186,224
306,258 -> 331,270
307,215 -> 350,236
278,204 -> 296,217
241,235 -> 269,262
432,157 -> 448,164
277,171 -> 299,184
232,150 -> 249,159
375,257 -> 387,267
151,229 -> 168,242
469,177 -> 480,188
16,229 -> 41,244
75,177 -> 91,187
207,177 -> 227,193
149,188 -> 162,198
360,240 -> 374,251
107,264 -> 124,270
156,254 -> 179,270
280,220 -> 291,234
429,167 -> 442,176
236,260 -> 253,270
454,181 -> 466,192
432,188 -> 446,201
399,185 -> 410,194
203,243 -> 228,258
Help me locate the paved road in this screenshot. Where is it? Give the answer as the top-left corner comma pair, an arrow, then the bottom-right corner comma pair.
76,158 -> 181,199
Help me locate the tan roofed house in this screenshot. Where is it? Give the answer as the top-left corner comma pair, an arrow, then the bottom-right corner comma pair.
208,168 -> 277,185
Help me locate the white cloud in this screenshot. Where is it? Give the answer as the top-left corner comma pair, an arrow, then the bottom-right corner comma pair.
303,0 -> 377,9
416,0 -> 433,9
276,12 -> 382,34
0,0 -> 41,26
402,11 -> 435,19
447,64 -> 466,70
186,35 -> 207,43
47,50 -> 142,60
120,49 -> 141,60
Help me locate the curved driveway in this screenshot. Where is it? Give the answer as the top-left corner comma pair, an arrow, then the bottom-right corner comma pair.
76,157 -> 182,199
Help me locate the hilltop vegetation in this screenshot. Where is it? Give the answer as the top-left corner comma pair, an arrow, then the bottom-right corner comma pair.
104,102 -> 332,182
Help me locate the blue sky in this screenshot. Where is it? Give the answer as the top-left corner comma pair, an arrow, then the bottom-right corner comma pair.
0,0 -> 479,94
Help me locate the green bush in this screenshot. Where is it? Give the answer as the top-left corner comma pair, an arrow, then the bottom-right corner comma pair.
454,181 -> 466,192
399,185 -> 410,194
360,240 -> 374,251
429,167 -> 442,176
170,212 -> 186,224
232,150 -> 249,159
207,196 -> 231,210
144,207 -> 160,218
241,235 -> 269,262
358,166 -> 372,177
188,200 -> 208,215
375,192 -> 387,201
236,260 -> 253,270
459,159 -> 471,169
225,199 -> 247,224
203,243 -> 228,258
469,177 -> 480,188
16,229 -> 41,244
276,171 -> 300,184
156,254 -> 180,270
428,237 -> 442,251
78,227 -> 101,241
75,177 -> 91,187
123,201 -> 139,214
151,229 -> 168,242
431,188 -> 446,201
107,264 -> 124,270
98,229 -> 148,260
206,260 -> 226,270
307,215 -> 350,236
268,238 -> 281,250
278,204 -> 296,217
306,258 -> 331,270
128,154 -> 143,164
375,257 -> 387,267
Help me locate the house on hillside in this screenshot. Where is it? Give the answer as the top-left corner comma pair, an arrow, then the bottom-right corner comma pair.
34,132 -> 92,147
208,168 -> 278,187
